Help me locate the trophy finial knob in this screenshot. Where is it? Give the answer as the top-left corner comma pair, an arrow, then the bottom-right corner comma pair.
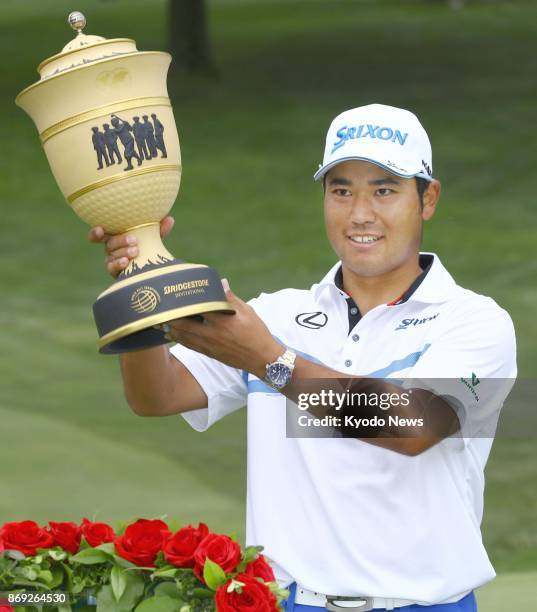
68,11 -> 86,34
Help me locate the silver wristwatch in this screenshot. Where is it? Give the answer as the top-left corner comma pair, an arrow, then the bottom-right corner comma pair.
264,348 -> 296,390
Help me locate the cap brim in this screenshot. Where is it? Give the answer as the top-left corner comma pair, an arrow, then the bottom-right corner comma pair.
313,156 -> 433,182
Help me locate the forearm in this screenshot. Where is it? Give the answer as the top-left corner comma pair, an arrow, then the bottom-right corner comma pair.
255,356 -> 460,455
119,346 -> 179,416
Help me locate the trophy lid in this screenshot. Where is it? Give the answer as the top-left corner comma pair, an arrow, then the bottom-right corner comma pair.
36,11 -> 138,79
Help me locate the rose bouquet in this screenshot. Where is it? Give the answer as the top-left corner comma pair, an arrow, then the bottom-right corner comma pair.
0,518 -> 288,611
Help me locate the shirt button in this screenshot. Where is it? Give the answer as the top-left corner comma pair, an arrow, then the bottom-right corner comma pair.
344,359 -> 352,367
352,334 -> 360,342
350,307 -> 358,315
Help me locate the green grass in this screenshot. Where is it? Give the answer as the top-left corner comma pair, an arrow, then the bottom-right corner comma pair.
477,571 -> 537,611
1,0 -> 536,599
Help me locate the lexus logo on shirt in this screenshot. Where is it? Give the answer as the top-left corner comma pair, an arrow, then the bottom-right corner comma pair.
295,311 -> 328,329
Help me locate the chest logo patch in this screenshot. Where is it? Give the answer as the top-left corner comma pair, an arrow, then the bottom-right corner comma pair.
395,312 -> 440,331
295,311 -> 328,329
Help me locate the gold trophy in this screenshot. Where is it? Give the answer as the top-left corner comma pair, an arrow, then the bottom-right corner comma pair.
15,12 -> 232,353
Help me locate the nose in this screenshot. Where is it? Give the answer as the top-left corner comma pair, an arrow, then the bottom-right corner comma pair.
349,193 -> 376,225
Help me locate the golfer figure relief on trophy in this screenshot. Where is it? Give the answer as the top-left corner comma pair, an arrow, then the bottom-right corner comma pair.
16,11 -> 233,353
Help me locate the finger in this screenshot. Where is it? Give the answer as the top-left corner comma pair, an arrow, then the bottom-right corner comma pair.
88,226 -> 106,243
106,257 -> 129,277
160,216 -> 175,238
105,233 -> 137,255
163,324 -> 209,351
167,317 -> 206,334
105,246 -> 138,262
220,278 -> 242,305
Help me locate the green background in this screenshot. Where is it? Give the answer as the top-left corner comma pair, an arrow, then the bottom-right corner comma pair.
1,1 -> 536,609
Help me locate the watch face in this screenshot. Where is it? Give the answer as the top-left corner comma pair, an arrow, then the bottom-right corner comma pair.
267,363 -> 291,388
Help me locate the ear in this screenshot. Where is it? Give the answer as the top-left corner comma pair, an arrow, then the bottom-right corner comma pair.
421,180 -> 441,221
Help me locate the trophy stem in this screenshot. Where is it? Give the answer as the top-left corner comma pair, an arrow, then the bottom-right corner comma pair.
119,222 -> 174,276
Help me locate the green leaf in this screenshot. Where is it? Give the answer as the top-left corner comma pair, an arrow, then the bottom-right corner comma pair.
202,558 -> 227,591
37,569 -> 53,585
48,549 -> 67,561
71,548 -> 110,565
151,566 -> 179,579
21,566 -> 38,581
96,585 -> 122,612
96,542 -> 116,555
49,565 -> 65,589
192,587 -> 214,599
111,554 -> 138,570
242,546 -> 263,564
119,571 -> 145,610
111,565 -> 127,602
134,595 -> 183,612
5,549 -> 25,561
153,582 -> 183,599
96,574 -> 144,612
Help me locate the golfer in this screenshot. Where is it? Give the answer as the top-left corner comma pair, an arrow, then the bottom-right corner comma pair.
90,104 -> 517,611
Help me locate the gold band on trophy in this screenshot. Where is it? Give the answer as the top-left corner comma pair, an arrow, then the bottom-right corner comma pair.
40,96 -> 171,143
67,164 -> 181,203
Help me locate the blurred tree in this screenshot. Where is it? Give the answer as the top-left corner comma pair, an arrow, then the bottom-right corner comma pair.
169,0 -> 216,74
430,0 -> 465,6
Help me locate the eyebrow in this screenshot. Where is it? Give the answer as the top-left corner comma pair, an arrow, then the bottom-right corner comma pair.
368,177 -> 400,186
327,177 -> 352,186
327,176 -> 400,186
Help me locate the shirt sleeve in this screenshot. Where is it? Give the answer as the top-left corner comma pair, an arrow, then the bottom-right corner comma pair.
404,300 -> 517,442
169,342 -> 247,432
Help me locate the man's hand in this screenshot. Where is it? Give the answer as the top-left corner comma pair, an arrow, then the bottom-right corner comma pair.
161,281 -> 283,378
88,216 -> 175,277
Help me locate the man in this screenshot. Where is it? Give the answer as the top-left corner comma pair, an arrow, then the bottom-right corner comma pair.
142,114 -> 159,158
151,112 -> 167,158
90,104 -> 516,611
110,114 -> 142,171
90,126 -> 109,170
132,116 -> 152,161
102,122 -> 122,165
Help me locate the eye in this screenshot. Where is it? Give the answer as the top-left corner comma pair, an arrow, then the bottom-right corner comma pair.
376,188 -> 394,196
332,188 -> 352,197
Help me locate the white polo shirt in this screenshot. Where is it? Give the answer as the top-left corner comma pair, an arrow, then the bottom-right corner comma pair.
169,252 -> 517,604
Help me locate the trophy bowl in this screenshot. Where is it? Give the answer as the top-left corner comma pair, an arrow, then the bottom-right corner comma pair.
15,12 -> 233,353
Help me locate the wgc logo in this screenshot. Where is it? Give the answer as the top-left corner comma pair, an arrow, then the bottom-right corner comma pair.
130,286 -> 161,314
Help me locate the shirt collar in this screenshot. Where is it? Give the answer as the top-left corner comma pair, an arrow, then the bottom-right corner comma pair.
312,252 -> 457,305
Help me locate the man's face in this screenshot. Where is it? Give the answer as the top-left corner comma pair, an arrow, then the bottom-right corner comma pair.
323,160 -> 439,278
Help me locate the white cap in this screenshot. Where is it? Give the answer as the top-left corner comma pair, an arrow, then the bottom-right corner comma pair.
313,103 -> 433,182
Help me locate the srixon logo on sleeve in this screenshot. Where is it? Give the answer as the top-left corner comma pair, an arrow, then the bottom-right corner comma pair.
332,125 -> 409,153
395,313 -> 440,331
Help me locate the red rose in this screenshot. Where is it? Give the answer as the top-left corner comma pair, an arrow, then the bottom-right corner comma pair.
0,521 -> 54,557
193,533 -> 241,583
0,535 -> 4,554
215,573 -> 279,611
80,518 -> 115,548
47,521 -> 81,554
244,554 -> 275,583
0,606 -> 14,612
163,522 -> 209,568
115,519 -> 170,567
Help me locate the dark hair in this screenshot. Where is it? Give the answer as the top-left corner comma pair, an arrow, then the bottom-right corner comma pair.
415,177 -> 430,208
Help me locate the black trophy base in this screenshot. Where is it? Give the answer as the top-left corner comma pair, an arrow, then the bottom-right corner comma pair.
93,260 -> 233,354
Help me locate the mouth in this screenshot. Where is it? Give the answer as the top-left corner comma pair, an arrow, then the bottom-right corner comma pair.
347,234 -> 384,247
